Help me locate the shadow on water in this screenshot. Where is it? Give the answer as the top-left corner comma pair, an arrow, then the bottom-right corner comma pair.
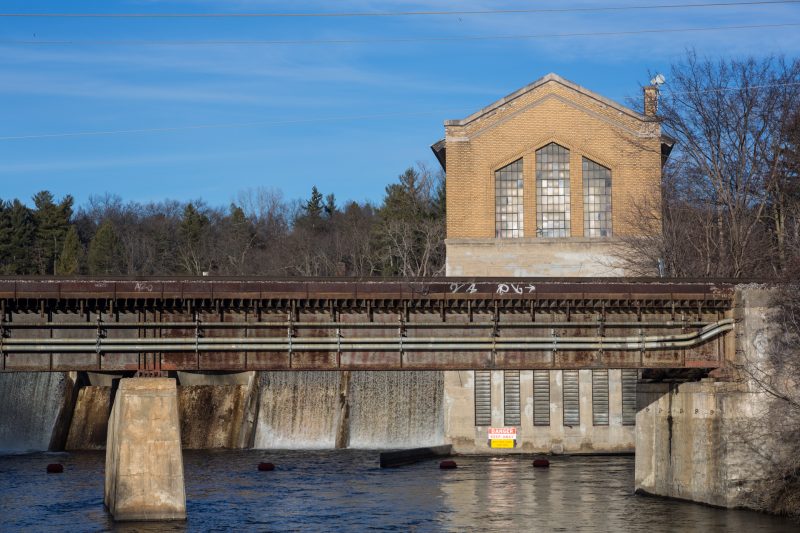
0,451 -> 796,532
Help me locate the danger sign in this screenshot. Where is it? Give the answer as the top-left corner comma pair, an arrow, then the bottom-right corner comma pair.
488,427 -> 517,439
488,427 -> 517,448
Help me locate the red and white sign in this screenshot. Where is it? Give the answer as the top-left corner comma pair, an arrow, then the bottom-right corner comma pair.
488,427 -> 517,440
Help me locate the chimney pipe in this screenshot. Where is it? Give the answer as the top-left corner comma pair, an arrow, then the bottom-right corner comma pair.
643,85 -> 659,117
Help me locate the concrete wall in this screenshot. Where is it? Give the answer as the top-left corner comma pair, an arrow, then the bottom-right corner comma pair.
444,369 -> 634,454
65,382 -> 259,450
445,238 -> 628,277
634,286 -> 789,509
66,385 -> 112,450
634,380 -> 770,508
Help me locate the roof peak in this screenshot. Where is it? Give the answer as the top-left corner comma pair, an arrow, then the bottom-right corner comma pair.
444,72 -> 648,127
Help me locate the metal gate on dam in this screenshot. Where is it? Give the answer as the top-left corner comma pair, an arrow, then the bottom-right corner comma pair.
0,278 -> 735,373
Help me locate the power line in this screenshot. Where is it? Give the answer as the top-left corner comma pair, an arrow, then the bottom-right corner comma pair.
4,81 -> 800,142
2,1 -> 798,18
666,81 -> 800,94
3,22 -> 799,46
0,110 -> 459,142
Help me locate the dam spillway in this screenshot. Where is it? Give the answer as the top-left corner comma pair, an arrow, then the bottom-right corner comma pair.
0,372 -> 77,453
0,370 -> 446,452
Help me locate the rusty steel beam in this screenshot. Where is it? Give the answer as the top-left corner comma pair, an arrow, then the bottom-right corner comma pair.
0,277 -> 737,304
0,277 -> 735,372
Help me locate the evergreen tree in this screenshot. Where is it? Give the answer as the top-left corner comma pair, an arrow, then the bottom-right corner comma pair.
32,191 -> 74,275
88,221 -> 123,275
0,200 -> 36,274
324,193 -> 337,219
178,203 -> 212,275
179,203 -> 209,248
229,204 -> 249,229
304,186 -> 325,221
373,167 -> 446,277
56,225 -> 83,275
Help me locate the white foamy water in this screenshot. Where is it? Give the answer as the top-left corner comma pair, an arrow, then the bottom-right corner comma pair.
254,371 -> 341,449
253,371 -> 444,450
0,373 -> 70,452
348,371 -> 444,449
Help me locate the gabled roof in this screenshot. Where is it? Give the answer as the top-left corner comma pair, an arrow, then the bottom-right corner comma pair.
444,72 -> 650,127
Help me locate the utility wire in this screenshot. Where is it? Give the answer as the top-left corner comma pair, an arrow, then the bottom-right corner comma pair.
4,22 -> 799,46
0,110 -> 458,141
3,82 -> 800,142
2,1 -> 799,18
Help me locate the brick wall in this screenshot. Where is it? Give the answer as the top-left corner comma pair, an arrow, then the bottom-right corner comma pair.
445,75 -> 662,241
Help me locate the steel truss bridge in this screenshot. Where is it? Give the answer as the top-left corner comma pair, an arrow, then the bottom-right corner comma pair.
0,278 -> 735,373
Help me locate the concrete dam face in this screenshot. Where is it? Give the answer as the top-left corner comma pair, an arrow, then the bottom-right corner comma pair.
254,371 -> 444,449
0,371 -> 446,452
0,373 -> 77,453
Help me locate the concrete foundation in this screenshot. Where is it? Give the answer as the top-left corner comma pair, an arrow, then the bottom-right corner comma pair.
66,385 -> 112,450
104,378 -> 186,522
634,380 -> 770,507
444,369 -> 634,454
445,238 -> 628,277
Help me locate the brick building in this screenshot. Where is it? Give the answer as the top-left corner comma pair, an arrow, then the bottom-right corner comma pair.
432,73 -> 672,277
433,74 -> 673,453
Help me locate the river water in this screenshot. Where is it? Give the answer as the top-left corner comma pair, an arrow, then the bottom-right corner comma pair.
0,451 -> 795,532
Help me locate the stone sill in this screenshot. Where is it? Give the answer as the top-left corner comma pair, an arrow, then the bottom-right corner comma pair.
446,237 -> 621,246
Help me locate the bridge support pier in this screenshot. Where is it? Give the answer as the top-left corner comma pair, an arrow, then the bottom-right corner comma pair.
634,380 -> 768,508
104,378 -> 186,521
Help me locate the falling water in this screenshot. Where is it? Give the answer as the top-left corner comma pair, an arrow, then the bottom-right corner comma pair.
253,371 -> 445,450
0,373 -> 72,453
254,371 -> 341,449
348,371 -> 444,449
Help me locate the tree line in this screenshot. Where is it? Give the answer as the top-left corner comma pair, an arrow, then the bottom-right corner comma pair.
0,165 -> 445,278
2,53 -> 798,282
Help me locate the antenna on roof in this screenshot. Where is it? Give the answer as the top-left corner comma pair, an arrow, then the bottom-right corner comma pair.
650,73 -> 666,86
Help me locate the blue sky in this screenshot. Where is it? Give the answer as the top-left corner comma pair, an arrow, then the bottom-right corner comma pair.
1,1 -> 799,209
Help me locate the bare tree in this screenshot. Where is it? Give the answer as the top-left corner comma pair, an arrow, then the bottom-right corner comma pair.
618,53 -> 800,279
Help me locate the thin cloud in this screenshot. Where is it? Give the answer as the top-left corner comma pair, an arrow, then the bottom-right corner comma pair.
0,147 -> 273,174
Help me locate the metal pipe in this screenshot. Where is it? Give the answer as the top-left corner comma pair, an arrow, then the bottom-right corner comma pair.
0,319 -> 733,346
1,320 -> 713,329
0,320 -> 733,353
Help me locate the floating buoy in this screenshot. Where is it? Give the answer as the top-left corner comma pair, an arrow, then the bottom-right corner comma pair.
532,458 -> 550,468
46,464 -> 64,473
258,462 -> 275,471
439,460 -> 457,470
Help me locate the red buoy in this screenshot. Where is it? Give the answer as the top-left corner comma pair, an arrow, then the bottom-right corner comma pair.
258,462 -> 275,471
532,458 -> 550,468
46,464 -> 64,473
439,460 -> 457,470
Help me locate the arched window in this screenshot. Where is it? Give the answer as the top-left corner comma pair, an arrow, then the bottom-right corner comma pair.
536,143 -> 570,238
495,158 -> 523,238
582,158 -> 612,237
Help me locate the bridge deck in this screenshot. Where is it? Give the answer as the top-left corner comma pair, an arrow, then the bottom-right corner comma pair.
0,278 -> 736,372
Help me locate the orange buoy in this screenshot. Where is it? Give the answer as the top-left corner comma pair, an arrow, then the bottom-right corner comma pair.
439,460 -> 457,470
258,462 -> 275,471
46,464 -> 64,473
532,458 -> 550,468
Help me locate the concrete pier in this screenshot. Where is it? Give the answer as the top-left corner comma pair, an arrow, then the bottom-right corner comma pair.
634,381 -> 771,507
104,378 -> 186,521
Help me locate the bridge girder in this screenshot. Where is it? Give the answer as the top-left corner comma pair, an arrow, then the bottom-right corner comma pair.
0,278 -> 735,372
